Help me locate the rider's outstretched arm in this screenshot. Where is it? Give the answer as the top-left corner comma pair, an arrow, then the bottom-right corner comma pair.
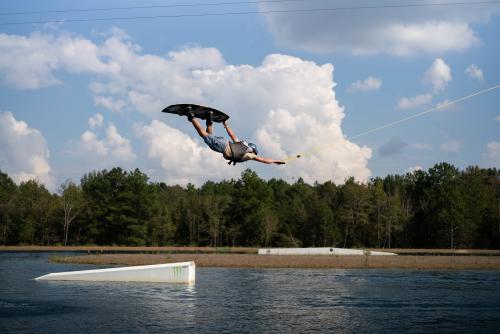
253,156 -> 286,165
223,121 -> 239,142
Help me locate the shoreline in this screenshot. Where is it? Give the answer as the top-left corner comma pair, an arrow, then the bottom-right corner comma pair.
49,253 -> 500,270
3,246 -> 500,269
0,246 -> 257,254
2,245 -> 500,256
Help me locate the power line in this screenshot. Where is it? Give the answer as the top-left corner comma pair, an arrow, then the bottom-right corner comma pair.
1,1 -> 499,26
0,0 -> 307,16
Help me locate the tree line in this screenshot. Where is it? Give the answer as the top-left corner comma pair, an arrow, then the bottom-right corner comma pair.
0,163 -> 499,249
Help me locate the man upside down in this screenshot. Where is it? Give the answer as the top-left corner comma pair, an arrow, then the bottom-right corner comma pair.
186,110 -> 285,165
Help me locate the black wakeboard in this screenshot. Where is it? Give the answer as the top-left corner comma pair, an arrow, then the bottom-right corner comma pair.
162,104 -> 229,123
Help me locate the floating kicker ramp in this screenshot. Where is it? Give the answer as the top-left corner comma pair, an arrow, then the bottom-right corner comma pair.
35,262 -> 195,283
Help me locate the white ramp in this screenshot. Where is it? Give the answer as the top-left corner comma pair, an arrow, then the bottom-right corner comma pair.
35,262 -> 195,283
258,247 -> 397,256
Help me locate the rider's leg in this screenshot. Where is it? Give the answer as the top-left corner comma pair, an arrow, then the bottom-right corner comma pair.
206,120 -> 213,135
206,111 -> 214,134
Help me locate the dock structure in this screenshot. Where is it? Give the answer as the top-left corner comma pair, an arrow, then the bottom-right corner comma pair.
258,247 -> 397,256
35,261 -> 195,283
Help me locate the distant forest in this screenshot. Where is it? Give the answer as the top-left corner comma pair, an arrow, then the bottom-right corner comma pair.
0,163 -> 499,249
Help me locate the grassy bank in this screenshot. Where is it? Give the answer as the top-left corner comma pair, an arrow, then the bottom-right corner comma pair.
2,246 -> 500,256
0,246 -> 257,254
50,253 -> 500,270
4,246 -> 500,269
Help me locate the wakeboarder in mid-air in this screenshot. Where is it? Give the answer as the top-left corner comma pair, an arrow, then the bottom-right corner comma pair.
162,104 -> 285,165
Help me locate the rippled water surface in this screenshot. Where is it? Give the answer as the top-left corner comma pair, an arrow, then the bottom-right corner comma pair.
1,253 -> 500,333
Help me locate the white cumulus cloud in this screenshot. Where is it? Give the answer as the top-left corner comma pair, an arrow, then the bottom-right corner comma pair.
0,111 -> 55,189
423,58 -> 452,93
105,124 -> 136,161
465,64 -> 485,82
405,165 -> 423,173
486,141 -> 500,167
256,109 -> 372,183
347,77 -> 382,93
0,31 -> 118,89
70,115 -> 136,164
257,1 -> 491,56
88,113 -> 104,129
397,94 -> 433,110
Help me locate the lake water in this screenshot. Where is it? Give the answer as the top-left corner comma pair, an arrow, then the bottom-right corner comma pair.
1,253 -> 499,333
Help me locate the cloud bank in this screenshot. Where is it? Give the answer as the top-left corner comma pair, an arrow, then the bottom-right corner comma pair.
405,165 -> 423,173
0,29 -> 372,185
486,141 -> 500,167
397,58 -> 452,110
397,94 -> 433,110
0,111 -> 55,189
71,116 -> 136,164
347,77 -> 382,93
423,58 -> 452,93
258,0 -> 496,56
378,137 -> 408,157
465,64 -> 485,82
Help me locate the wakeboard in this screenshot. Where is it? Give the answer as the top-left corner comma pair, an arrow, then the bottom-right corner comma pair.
162,104 -> 229,123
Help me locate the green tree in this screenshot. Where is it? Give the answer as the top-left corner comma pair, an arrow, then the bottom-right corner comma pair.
369,178 -> 387,248
228,169 -> 273,246
472,168 -> 500,248
0,164 -> 498,249
199,181 -> 232,247
148,184 -> 176,246
81,168 -> 152,245
15,180 -> 56,245
339,177 -> 370,247
409,163 -> 464,248
316,182 -> 341,246
59,180 -> 83,246
0,171 -> 18,245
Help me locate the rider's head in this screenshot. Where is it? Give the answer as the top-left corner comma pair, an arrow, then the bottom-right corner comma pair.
248,143 -> 258,155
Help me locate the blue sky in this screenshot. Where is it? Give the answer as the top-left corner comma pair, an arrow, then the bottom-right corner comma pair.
0,0 -> 499,190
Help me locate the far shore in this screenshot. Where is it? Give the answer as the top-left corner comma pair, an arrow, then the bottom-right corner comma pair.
3,245 -> 500,269
0,245 -> 258,254
2,245 -> 500,256
47,252 -> 500,270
